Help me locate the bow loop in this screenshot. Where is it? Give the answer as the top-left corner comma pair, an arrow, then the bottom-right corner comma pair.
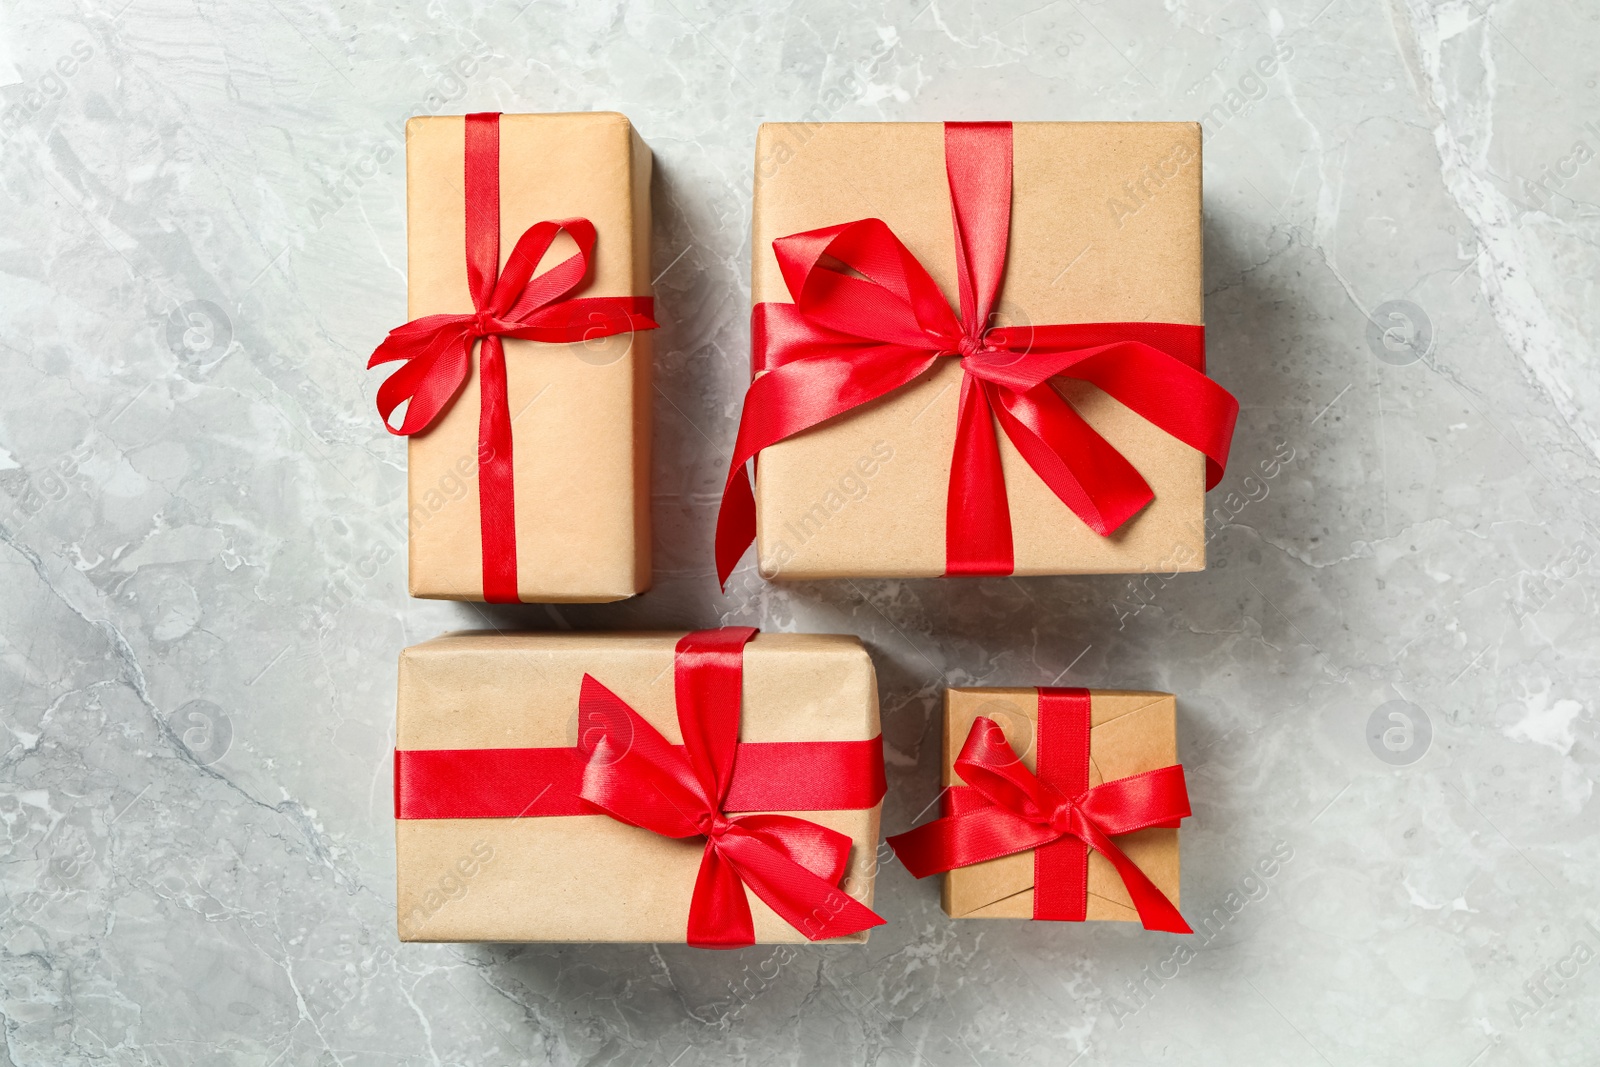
575,675 -> 714,840
776,219 -> 962,348
952,716 -> 1070,825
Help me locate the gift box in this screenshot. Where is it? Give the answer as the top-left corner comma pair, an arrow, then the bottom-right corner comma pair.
393,628 -> 886,945
715,122 -> 1239,583
888,686 -> 1189,931
370,112 -> 657,603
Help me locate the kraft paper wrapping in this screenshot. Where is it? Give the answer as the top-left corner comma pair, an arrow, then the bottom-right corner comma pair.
394,632 -> 882,943
940,688 -> 1180,921
750,122 -> 1205,578
405,112 -> 653,602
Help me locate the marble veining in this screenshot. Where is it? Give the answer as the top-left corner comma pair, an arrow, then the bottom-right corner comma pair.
2,1 -> 1598,1064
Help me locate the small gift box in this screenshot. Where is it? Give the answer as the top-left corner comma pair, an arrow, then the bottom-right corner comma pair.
888,687 -> 1189,931
716,122 -> 1238,583
394,628 -> 886,945
370,112 -> 658,603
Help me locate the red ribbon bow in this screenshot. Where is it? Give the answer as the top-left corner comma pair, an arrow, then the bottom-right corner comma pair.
367,112 -> 657,602
887,689 -> 1191,933
575,627 -> 886,948
716,121 -> 1238,585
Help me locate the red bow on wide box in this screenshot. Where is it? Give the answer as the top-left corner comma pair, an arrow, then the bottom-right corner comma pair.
716,121 -> 1239,585
886,688 -> 1191,933
367,111 -> 657,603
394,627 -> 887,948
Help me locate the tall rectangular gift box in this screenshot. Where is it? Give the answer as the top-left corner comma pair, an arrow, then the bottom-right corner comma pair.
888,687 -> 1189,931
715,122 -> 1238,583
393,629 -> 887,945
373,112 -> 656,602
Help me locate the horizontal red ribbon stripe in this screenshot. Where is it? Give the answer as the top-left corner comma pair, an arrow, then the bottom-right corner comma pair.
394,736 -> 888,820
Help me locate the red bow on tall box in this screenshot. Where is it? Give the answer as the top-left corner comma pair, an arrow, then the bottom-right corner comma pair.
717,122 -> 1238,584
370,112 -> 658,603
393,629 -> 887,946
887,687 -> 1190,931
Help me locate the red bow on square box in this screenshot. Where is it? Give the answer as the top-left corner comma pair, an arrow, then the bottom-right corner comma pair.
367,111 -> 658,603
887,687 -> 1191,933
395,627 -> 886,948
716,121 -> 1239,585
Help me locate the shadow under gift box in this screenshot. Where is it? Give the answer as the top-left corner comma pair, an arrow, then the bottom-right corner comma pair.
941,687 -> 1180,920
749,121 -> 1208,579
393,632 -> 882,943
405,112 -> 653,602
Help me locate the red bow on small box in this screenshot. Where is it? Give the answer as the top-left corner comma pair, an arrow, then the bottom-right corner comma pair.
716,121 -> 1238,585
367,112 -> 657,603
576,627 -> 885,948
887,688 -> 1191,933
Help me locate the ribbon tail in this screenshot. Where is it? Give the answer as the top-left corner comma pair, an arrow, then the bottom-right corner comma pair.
887,804 -> 1057,878
715,826 -> 885,942
990,381 -> 1153,536
715,462 -> 757,591
1068,340 -> 1239,490
717,335 -> 938,589
1075,816 -> 1191,934
688,842 -> 757,949
945,375 -> 1013,576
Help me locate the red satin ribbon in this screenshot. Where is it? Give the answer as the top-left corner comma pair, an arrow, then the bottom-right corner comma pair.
886,687 -> 1191,933
394,736 -> 887,819
367,112 -> 658,602
573,627 -> 886,947
716,121 -> 1239,585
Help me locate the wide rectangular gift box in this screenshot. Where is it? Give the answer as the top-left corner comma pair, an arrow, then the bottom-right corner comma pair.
402,112 -> 653,602
939,687 -> 1181,921
744,121 -> 1214,580
393,631 -> 884,943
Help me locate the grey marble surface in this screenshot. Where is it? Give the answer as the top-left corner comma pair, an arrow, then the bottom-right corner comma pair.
3,0 -> 1599,1063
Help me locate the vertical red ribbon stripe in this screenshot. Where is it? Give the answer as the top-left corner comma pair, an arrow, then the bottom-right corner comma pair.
1033,688 -> 1091,921
463,113 -> 519,602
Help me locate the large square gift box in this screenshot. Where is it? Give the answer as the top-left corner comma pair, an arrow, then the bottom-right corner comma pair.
715,122 -> 1239,583
888,686 -> 1190,931
368,112 -> 657,603
393,628 -> 887,945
